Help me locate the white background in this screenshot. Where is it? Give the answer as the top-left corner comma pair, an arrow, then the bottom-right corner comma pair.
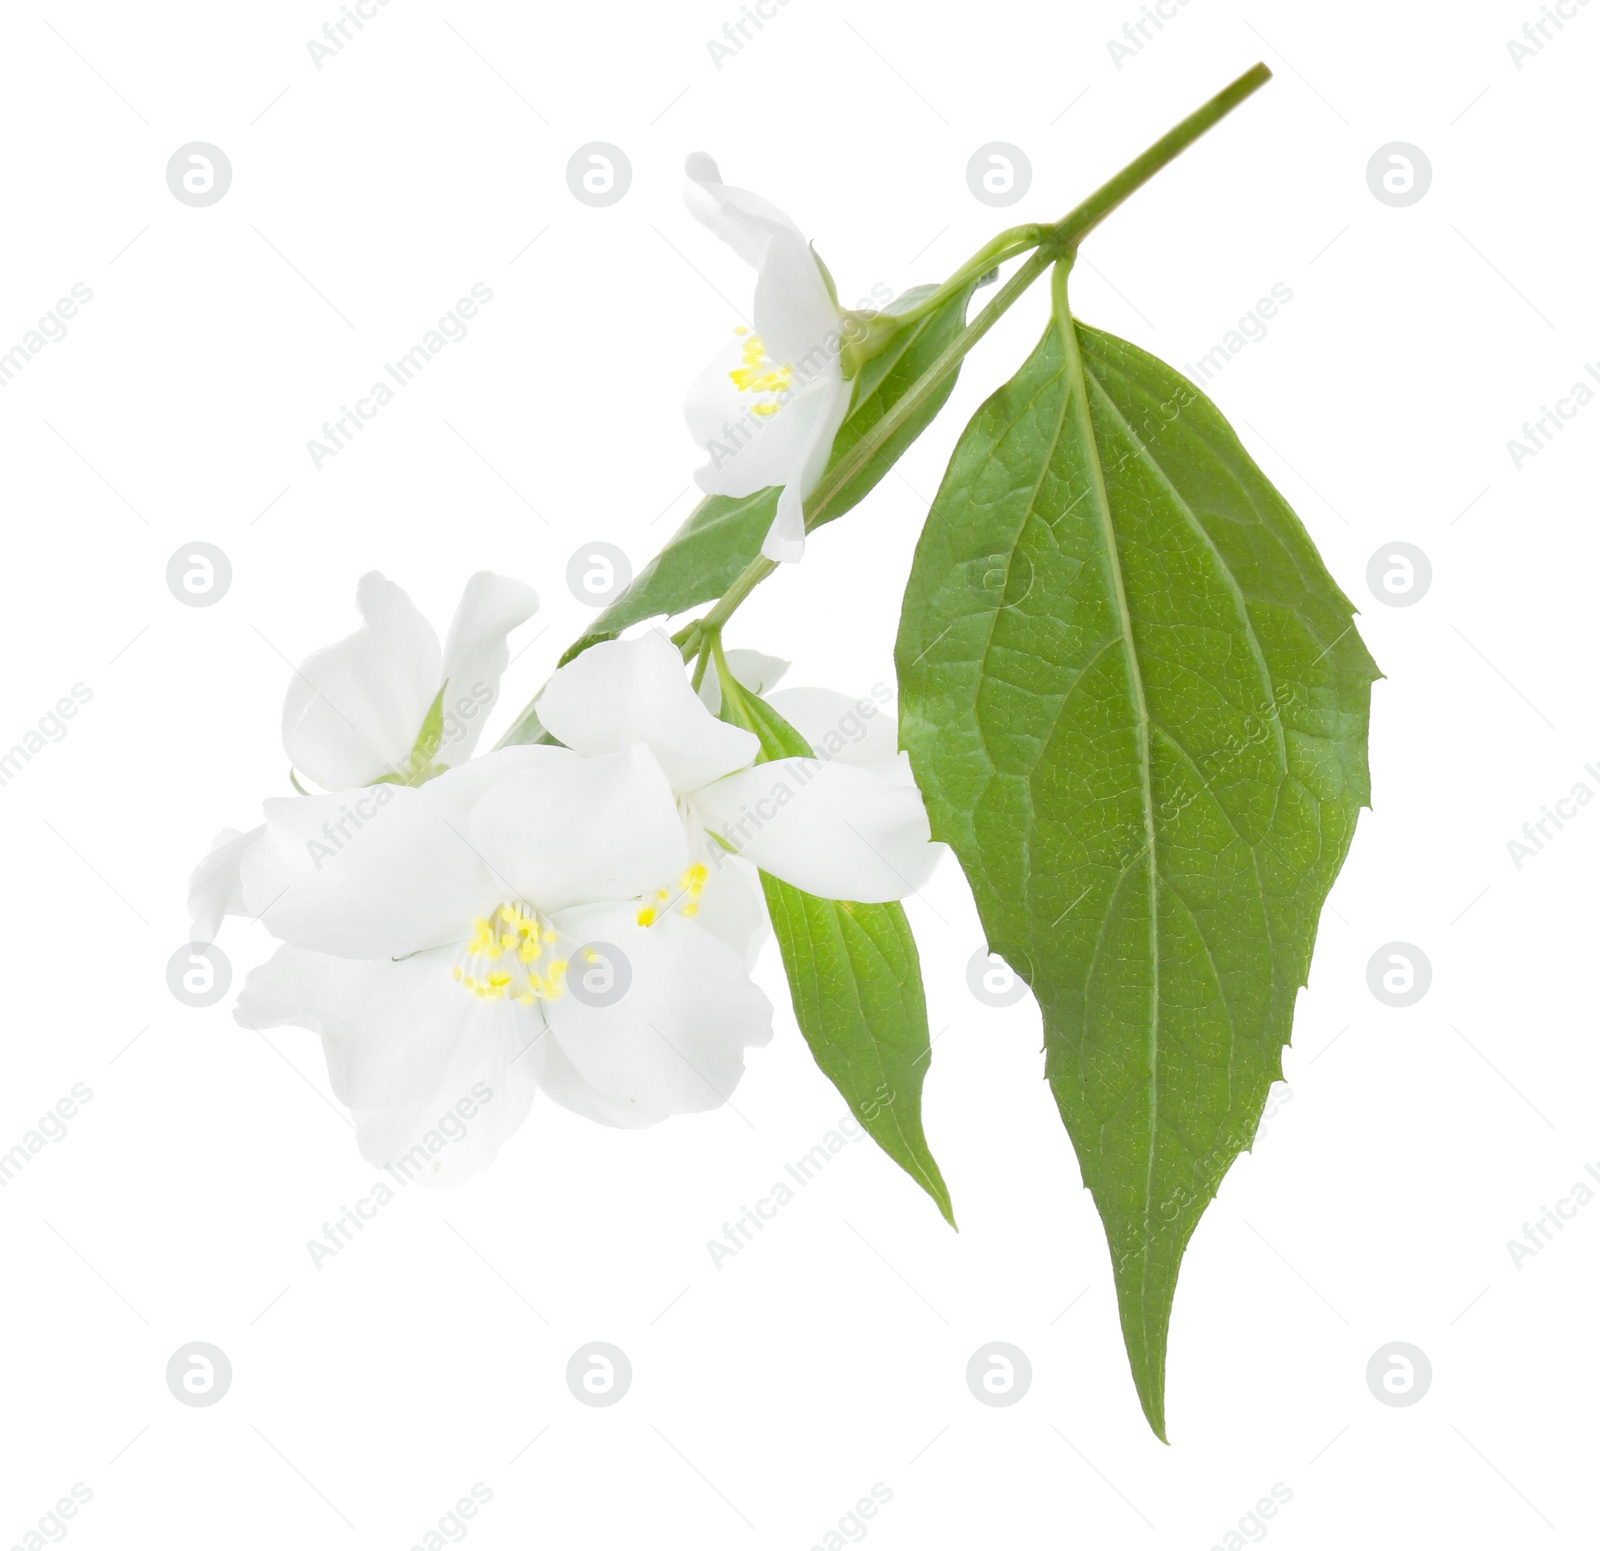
0,0 -> 1594,1546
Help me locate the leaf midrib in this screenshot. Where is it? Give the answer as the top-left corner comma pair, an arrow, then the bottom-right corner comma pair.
1054,281 -> 1165,1353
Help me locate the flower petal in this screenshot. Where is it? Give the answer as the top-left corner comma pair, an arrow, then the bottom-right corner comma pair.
236,944 -> 541,1185
187,824 -> 263,942
753,242 -> 843,378
725,647 -> 789,693
437,572 -> 539,768
237,944 -> 466,1108
760,376 -> 851,564
684,155 -> 840,369
536,632 -> 757,793
351,1028 -> 539,1188
239,762 -> 541,959
422,741 -> 577,821
545,902 -> 772,1124
685,334 -> 841,500
764,687 -> 901,773
282,572 -> 442,790
537,1037 -> 657,1130
469,742 -> 689,914
675,821 -> 769,966
695,758 -> 939,902
697,648 -> 790,715
683,153 -> 802,268
691,849 -> 769,968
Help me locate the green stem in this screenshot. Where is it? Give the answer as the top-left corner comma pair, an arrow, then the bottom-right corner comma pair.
689,632 -> 713,691
705,629 -> 761,739
1044,60 -> 1271,249
706,629 -> 733,695
879,223 -> 1046,328
697,554 -> 777,637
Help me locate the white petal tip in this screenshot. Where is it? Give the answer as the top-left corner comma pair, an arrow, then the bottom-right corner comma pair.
761,537 -> 805,565
685,151 -> 721,184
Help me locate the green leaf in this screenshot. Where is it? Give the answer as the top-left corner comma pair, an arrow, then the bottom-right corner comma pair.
556,281 -> 980,670
559,488 -> 778,670
761,882 -> 954,1227
717,670 -> 954,1227
894,262 -> 1377,1438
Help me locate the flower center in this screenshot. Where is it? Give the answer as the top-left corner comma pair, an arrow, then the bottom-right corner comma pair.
635,863 -> 709,928
727,327 -> 792,418
452,902 -> 568,1006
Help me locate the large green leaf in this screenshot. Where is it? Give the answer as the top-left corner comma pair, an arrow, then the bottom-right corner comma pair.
894,262 -> 1376,1437
557,281 -> 980,670
717,675 -> 953,1226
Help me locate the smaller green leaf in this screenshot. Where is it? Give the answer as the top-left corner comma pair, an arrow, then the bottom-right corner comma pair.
760,878 -> 954,1227
559,489 -> 779,671
717,674 -> 954,1227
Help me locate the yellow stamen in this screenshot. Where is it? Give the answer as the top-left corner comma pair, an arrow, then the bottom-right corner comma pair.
453,900 -> 567,1006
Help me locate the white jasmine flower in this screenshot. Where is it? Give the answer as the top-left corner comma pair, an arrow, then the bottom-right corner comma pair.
235,744 -> 774,1180
682,153 -> 854,565
188,570 -> 536,942
535,633 -> 940,964
284,569 -> 538,790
